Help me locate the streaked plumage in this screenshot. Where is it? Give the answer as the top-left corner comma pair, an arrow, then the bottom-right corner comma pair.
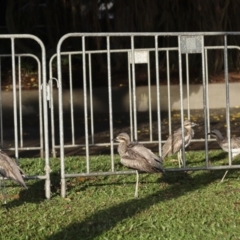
0,150 -> 27,189
208,129 -> 240,157
208,129 -> 240,182
116,132 -> 164,197
162,120 -> 197,167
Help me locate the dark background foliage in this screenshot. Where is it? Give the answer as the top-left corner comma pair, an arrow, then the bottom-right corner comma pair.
1,0 -> 240,83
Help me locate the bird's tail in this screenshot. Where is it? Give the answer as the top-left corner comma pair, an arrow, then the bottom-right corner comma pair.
14,177 -> 28,189
11,167 -> 28,189
18,167 -> 28,189
18,177 -> 28,189
12,176 -> 28,189
154,157 -> 165,173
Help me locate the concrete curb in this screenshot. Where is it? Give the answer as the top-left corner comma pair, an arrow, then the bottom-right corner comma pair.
1,83 -> 240,114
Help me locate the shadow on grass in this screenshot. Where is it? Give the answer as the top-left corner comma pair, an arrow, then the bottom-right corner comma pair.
1,179 -> 46,210
3,170 -> 62,209
189,151 -> 230,166
208,152 -> 228,162
46,170 -> 228,240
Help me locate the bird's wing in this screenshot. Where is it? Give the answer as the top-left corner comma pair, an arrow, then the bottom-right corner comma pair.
163,127 -> 193,158
221,137 -> 237,150
121,143 -> 163,173
0,151 -> 27,189
183,130 -> 192,148
131,143 -> 162,163
230,137 -> 240,149
162,135 -> 174,158
162,128 -> 186,157
0,151 -> 13,178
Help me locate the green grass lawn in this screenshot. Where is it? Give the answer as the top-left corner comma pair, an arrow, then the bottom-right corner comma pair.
1,150 -> 240,240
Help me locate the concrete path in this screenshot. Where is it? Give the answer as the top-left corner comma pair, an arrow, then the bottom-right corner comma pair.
1,83 -> 239,115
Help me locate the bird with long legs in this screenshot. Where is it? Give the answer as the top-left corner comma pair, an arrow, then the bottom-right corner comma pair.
0,150 -> 27,203
162,120 -> 198,168
115,132 -> 164,198
208,129 -> 240,182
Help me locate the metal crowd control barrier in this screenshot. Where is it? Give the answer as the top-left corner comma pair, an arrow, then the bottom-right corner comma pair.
0,35 -> 50,199
53,32 -> 240,197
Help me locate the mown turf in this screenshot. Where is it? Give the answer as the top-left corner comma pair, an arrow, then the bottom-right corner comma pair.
1,151 -> 240,240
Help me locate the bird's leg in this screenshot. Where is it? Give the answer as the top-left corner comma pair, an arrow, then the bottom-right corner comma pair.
220,153 -> 236,183
220,170 -> 229,183
220,152 -> 237,183
0,177 -> 7,204
3,180 -> 7,204
0,178 -> 1,201
178,149 -> 183,168
177,152 -> 180,168
134,170 -> 139,198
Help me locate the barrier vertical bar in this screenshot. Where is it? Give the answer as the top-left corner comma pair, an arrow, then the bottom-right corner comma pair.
178,36 -> 186,167
37,58 -> 44,158
106,36 -> 114,171
57,36 -> 66,197
155,35 -> 162,154
147,53 -> 153,141
205,49 -> 210,137
0,57 -> 3,148
49,55 -> 57,158
88,54 -> 95,144
40,37 -> 51,199
68,54 -> 75,145
166,50 -> 172,136
201,37 -> 209,167
131,36 -> 138,141
224,35 -> 232,165
128,54 -> 133,140
18,57 -> 23,148
82,36 -> 90,173
11,38 -> 19,162
186,54 -> 190,119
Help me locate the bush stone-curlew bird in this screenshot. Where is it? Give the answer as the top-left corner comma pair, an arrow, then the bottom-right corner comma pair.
162,120 -> 198,167
0,150 -> 27,203
115,132 -> 164,198
208,129 -> 240,182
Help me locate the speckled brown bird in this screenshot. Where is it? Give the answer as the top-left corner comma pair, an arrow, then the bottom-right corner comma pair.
0,150 -> 27,203
208,129 -> 240,182
162,120 -> 198,167
116,132 -> 164,198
